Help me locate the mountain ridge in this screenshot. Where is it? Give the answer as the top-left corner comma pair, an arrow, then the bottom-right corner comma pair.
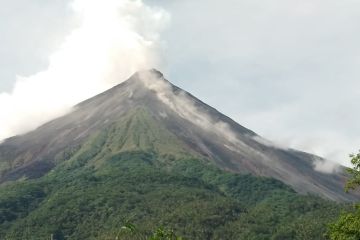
0,69 -> 358,202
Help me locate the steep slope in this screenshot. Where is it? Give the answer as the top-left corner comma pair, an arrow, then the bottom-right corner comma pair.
0,69 -> 357,201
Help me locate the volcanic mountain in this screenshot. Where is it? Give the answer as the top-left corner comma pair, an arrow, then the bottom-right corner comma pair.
0,69 -> 356,202
3,69 -> 360,239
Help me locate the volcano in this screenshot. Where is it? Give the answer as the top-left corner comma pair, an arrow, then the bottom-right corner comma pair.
0,69 -> 356,202
2,69 -> 359,239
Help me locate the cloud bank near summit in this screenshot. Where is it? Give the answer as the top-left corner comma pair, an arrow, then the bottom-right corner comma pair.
0,0 -> 169,141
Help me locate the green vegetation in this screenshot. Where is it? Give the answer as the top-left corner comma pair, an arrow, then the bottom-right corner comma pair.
0,110 -> 346,239
328,151 -> 360,240
345,151 -> 360,192
0,149 -> 342,239
117,223 -> 184,240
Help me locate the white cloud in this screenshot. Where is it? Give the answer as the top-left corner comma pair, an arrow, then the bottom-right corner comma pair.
0,0 -> 169,141
138,70 -> 245,147
313,156 -> 341,174
238,105 -> 360,167
251,136 -> 287,150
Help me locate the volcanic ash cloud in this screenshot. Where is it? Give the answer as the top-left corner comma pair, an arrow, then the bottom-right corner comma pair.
0,0 -> 170,141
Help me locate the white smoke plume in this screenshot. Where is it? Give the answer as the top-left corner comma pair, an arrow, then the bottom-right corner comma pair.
251,135 -> 287,150
313,157 -> 341,174
0,0 -> 170,141
138,70 -> 242,145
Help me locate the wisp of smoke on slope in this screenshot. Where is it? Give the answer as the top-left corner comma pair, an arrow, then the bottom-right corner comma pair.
0,0 -> 170,141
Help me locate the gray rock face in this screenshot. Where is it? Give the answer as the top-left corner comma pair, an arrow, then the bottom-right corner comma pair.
0,69 -> 358,201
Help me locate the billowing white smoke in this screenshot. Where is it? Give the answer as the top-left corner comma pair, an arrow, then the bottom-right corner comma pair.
313,157 -> 340,174
138,70 -> 243,145
141,72 -> 345,174
251,135 -> 341,173
0,0 -> 169,141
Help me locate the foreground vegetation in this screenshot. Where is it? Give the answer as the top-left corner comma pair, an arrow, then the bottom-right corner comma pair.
0,149 -> 343,239
328,151 -> 360,240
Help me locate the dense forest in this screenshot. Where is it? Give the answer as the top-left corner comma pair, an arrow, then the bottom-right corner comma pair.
0,148 -> 344,239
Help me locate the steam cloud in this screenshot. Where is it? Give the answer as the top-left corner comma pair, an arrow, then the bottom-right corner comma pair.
0,0 -> 169,141
138,71 -> 280,165
138,71 -> 340,174
138,71 -> 243,146
250,133 -> 341,173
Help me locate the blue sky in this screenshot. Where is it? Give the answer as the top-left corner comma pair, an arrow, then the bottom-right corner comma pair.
1,0 -> 360,166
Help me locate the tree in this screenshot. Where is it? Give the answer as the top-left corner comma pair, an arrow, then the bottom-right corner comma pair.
345,151 -> 360,192
328,151 -> 360,240
116,221 -> 183,240
149,227 -> 183,240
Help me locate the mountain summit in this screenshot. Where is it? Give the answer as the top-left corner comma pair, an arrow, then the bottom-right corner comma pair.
0,69 -> 357,201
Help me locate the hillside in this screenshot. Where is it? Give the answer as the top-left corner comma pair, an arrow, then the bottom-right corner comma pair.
0,130 -> 341,239
0,69 -> 356,239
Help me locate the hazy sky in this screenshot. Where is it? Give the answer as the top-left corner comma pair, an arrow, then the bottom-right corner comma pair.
1,0 -> 360,166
